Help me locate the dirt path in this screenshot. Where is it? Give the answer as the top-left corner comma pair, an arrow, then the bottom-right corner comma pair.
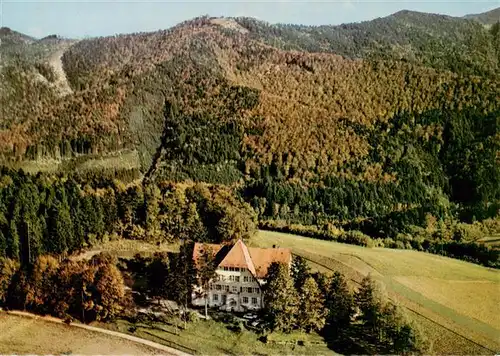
5,310 -> 192,356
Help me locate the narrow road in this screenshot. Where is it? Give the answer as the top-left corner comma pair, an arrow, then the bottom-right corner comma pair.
4,310 -> 192,356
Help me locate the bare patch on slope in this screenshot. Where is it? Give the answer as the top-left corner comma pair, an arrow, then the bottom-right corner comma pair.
210,18 -> 249,34
47,47 -> 75,96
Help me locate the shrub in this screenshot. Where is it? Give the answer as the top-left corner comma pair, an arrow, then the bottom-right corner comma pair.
339,230 -> 374,247
452,223 -> 484,242
0,258 -> 19,305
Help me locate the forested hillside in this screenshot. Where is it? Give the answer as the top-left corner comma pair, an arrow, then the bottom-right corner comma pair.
235,11 -> 499,77
464,7 -> 500,26
0,9 -> 498,266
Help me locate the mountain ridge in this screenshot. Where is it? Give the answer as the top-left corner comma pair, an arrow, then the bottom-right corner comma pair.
464,7 -> 500,26
0,9 -> 498,238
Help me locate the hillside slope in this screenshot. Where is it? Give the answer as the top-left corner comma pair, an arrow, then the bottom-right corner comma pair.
0,11 -> 499,242
464,7 -> 500,26
251,230 -> 500,354
235,10 -> 498,77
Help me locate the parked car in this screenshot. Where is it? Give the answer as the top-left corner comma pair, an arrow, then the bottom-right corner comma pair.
242,312 -> 258,320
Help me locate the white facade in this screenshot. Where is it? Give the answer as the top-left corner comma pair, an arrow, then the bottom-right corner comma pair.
192,266 -> 264,312
191,240 -> 291,313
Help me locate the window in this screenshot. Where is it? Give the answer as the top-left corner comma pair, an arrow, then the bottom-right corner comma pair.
256,288 -> 260,294
232,286 -> 237,293
225,285 -> 229,292
216,285 -> 222,291
235,276 -> 240,282
242,297 -> 249,304
243,276 -> 249,282
213,294 -> 219,301
209,284 -> 213,290
252,297 -> 257,305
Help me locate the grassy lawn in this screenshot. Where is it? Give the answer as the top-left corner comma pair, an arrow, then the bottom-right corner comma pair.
72,238 -> 181,261
97,317 -> 334,355
0,313 -> 161,355
251,230 -> 500,354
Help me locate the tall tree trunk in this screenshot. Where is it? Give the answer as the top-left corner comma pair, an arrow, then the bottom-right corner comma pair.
205,291 -> 208,319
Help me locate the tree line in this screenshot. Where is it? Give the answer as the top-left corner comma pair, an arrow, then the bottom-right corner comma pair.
263,257 -> 429,354
0,168 -> 256,267
128,249 -> 429,354
0,253 -> 127,322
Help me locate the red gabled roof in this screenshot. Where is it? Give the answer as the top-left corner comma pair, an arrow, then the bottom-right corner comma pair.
192,242 -> 224,270
192,240 -> 291,278
218,240 -> 257,277
248,246 -> 292,278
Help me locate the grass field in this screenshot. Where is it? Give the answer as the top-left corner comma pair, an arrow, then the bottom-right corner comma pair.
72,238 -> 181,261
97,317 -> 333,355
0,314 -> 162,355
251,230 -> 500,355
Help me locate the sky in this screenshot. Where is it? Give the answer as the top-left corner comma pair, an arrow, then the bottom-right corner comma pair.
1,0 -> 499,39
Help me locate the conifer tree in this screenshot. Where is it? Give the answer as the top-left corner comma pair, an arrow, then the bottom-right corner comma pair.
47,200 -> 74,255
92,195 -> 106,237
71,197 -> 86,251
197,244 -> 217,318
169,241 -> 197,327
0,229 -> 6,258
326,271 -> 354,331
102,188 -> 119,233
7,219 -> 20,260
298,276 -> 326,332
381,302 -> 429,354
291,255 -> 310,290
148,252 -> 170,303
144,184 -> 162,239
355,275 -> 386,345
263,262 -> 299,333
81,194 -> 95,238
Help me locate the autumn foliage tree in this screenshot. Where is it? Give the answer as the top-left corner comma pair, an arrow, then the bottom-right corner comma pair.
297,276 -> 326,333
0,253 -> 127,323
263,262 -> 299,332
0,257 -> 19,305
